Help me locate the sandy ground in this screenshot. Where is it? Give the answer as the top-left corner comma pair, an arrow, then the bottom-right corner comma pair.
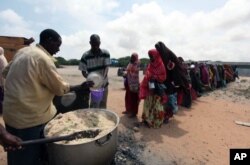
1,66 -> 250,165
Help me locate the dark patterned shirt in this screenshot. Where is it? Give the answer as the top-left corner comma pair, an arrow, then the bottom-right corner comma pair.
79,49 -> 110,87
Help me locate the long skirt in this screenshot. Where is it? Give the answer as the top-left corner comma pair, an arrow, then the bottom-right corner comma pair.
177,89 -> 192,108
163,93 -> 178,122
125,81 -> 139,116
142,95 -> 165,128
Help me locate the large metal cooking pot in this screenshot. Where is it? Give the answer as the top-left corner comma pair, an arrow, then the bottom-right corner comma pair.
46,108 -> 120,165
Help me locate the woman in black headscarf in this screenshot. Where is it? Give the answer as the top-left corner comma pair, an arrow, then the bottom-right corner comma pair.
155,41 -> 192,110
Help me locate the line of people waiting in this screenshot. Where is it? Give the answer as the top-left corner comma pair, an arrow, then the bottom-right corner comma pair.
123,41 -> 239,128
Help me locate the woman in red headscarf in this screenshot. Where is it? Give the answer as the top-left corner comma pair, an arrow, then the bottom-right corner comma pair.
123,53 -> 140,117
139,49 -> 166,128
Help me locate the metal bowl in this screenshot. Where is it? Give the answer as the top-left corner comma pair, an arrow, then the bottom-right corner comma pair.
87,72 -> 103,89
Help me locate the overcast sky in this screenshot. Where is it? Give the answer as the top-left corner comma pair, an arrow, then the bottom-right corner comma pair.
1,0 -> 250,62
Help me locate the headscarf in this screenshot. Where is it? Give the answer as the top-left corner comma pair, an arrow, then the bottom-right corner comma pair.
139,49 -> 166,99
0,47 -> 8,86
0,47 -> 4,55
126,53 -> 140,89
155,41 -> 190,90
200,63 -> 210,85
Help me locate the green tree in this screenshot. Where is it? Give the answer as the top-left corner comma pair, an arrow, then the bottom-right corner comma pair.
140,58 -> 149,65
68,59 -> 80,65
55,57 -> 68,65
118,56 -> 130,67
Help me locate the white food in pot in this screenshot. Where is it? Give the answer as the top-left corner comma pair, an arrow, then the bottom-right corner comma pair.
44,110 -> 116,145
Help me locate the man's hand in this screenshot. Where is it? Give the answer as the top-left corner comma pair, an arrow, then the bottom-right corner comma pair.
69,81 -> 94,92
82,71 -> 88,78
81,81 -> 94,89
0,129 -> 22,151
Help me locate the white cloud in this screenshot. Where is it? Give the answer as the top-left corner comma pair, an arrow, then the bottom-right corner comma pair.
0,9 -> 25,25
99,0 -> 250,62
60,31 -> 90,59
1,0 -> 250,62
23,0 -> 119,30
0,9 -> 34,37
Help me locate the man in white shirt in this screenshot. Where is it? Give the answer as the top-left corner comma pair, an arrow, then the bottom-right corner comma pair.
3,29 -> 93,165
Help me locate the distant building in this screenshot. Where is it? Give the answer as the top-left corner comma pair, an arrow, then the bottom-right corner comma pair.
111,58 -> 119,66
0,36 -> 34,62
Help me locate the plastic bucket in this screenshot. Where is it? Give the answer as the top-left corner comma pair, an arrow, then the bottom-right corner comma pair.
90,88 -> 104,103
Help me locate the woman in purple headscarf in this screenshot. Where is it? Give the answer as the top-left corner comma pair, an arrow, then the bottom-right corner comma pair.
123,53 -> 140,117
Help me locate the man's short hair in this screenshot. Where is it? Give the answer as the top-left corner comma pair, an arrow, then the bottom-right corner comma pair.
40,29 -> 61,43
90,34 -> 100,43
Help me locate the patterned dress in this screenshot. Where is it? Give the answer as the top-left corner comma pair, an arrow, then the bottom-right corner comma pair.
142,95 -> 165,128
140,49 -> 166,128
